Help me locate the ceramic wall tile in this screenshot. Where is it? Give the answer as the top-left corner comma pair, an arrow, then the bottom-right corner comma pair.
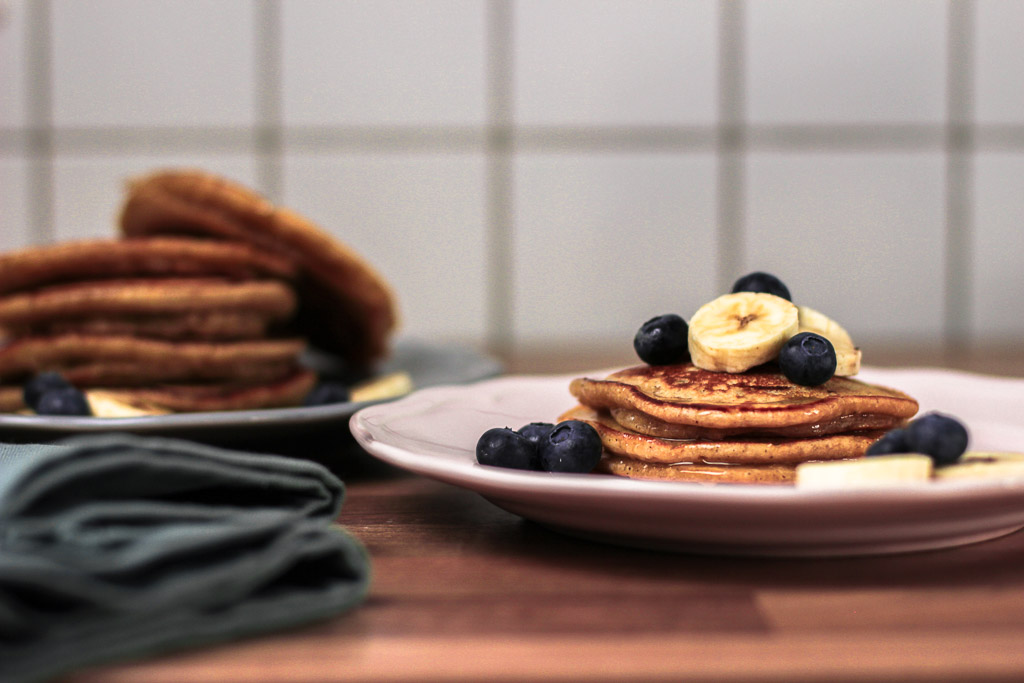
975,0 -> 1024,124
0,0 -> 29,128
972,153 -> 1024,341
282,152 -> 489,342
50,0 -> 255,128
514,0 -> 718,126
746,0 -> 947,124
0,157 -> 31,250
281,0 -> 487,126
512,152 -> 718,343
744,152 -> 946,343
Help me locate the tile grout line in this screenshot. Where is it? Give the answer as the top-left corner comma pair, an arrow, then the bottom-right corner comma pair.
485,0 -> 515,359
945,0 -> 974,355
25,0 -> 53,245
14,123 -> 1024,155
716,0 -> 746,292
254,0 -> 283,201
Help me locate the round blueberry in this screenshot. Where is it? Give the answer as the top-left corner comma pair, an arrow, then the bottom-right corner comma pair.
35,387 -> 92,417
476,427 -> 538,470
731,272 -> 792,301
304,381 -> 351,406
518,422 -> 555,447
778,332 -> 836,387
23,371 -> 73,410
538,420 -> 603,473
865,428 -> 911,456
904,412 -> 969,466
633,314 -> 690,365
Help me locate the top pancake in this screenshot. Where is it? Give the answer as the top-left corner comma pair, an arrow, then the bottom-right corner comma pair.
119,169 -> 398,366
0,237 -> 295,296
569,363 -> 919,432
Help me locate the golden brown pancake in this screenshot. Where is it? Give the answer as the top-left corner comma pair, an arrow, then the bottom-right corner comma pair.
570,363 -> 918,434
561,405 -> 884,465
80,368 -> 317,413
608,406 -> 903,440
0,237 -> 295,295
119,169 -> 398,366
28,310 -> 280,341
0,368 -> 317,413
596,454 -> 796,484
0,334 -> 305,386
0,279 -> 296,332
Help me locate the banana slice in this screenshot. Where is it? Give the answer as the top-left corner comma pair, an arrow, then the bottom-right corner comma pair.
86,391 -> 170,417
934,451 -> 1024,481
795,454 -> 933,490
797,305 -> 861,376
688,292 -> 799,373
350,371 -> 413,403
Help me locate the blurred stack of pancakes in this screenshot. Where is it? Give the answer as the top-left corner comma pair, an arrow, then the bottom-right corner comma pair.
0,169 -> 397,414
561,363 -> 919,484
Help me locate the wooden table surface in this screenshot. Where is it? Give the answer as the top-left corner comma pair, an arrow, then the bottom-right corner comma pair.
69,349 -> 1024,683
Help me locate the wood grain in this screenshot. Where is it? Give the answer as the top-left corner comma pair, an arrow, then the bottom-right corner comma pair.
69,471 -> 1024,683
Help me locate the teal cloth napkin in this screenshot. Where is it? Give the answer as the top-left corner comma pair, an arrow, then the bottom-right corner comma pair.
0,433 -> 371,683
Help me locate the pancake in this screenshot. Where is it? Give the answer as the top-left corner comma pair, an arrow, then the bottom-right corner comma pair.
0,279 -> 296,333
0,334 -> 305,386
560,405 -> 884,465
0,368 -> 317,413
119,169 -> 398,366
80,368 -> 317,413
0,237 -> 295,295
570,363 -> 918,434
608,406 -> 903,440
28,310 -> 279,341
596,454 -> 796,484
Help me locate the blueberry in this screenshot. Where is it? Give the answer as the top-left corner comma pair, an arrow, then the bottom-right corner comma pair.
518,422 -> 555,446
633,314 -> 690,365
865,428 -> 911,456
35,387 -> 92,417
904,412 -> 969,466
778,332 -> 836,387
538,420 -> 603,473
476,427 -> 537,470
304,381 -> 351,406
731,272 -> 792,301
23,372 -> 73,410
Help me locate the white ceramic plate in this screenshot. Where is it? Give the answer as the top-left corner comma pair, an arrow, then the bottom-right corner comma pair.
351,366 -> 1024,557
0,339 -> 502,444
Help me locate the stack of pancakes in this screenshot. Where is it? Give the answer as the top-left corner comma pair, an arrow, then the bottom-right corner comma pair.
561,363 -> 919,484
0,169 -> 397,414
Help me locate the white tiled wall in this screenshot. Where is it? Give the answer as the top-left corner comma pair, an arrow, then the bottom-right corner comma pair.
2,0 -> 1023,360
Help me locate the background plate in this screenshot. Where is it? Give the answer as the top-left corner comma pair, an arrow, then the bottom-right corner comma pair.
0,338 -> 502,456
351,366 -> 1024,557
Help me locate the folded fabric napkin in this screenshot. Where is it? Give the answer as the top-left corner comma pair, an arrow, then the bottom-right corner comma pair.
0,433 -> 371,683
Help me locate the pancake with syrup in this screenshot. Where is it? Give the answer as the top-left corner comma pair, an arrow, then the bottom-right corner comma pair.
565,363 -> 917,484
559,405 -> 885,465
569,363 -> 918,438
119,169 -> 398,367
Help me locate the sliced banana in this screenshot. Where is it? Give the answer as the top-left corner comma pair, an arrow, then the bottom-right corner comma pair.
688,292 -> 799,373
797,305 -> 861,377
795,454 -> 933,490
350,371 -> 413,403
934,451 -> 1024,481
86,391 -> 170,417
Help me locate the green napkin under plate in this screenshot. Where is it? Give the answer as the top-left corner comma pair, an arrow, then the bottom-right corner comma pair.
0,433 -> 370,683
